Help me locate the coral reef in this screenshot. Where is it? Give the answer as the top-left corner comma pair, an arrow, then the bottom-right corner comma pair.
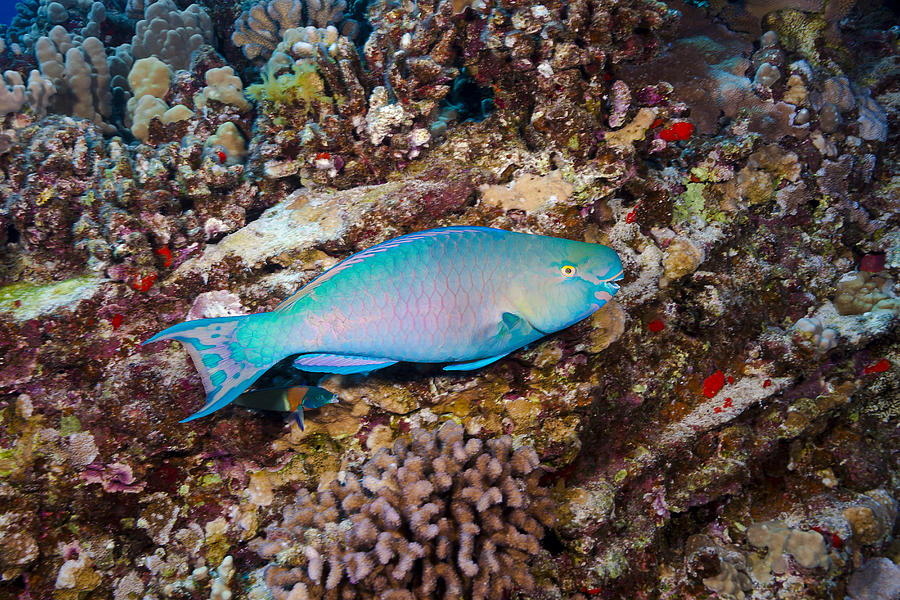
255,421 -> 555,599
0,0 -> 899,598
128,0 -> 214,71
34,25 -> 113,132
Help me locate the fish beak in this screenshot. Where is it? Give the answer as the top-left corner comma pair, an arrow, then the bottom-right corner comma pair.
601,269 -> 624,291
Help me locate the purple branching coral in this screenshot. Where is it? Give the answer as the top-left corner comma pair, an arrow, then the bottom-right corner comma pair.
254,421 -> 556,599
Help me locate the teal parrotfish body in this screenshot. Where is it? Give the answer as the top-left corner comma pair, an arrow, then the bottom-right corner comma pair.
145,226 -> 624,422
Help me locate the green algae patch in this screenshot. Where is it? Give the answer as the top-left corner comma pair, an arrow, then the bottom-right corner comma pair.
672,182 -> 729,226
0,276 -> 103,321
59,414 -> 82,436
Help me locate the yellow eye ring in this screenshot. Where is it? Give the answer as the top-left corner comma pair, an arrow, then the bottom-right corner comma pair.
561,265 -> 577,278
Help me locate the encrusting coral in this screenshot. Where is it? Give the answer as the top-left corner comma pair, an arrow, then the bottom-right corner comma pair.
254,421 -> 555,599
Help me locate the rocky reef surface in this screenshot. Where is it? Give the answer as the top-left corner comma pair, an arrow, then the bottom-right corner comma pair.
1,0 -> 899,598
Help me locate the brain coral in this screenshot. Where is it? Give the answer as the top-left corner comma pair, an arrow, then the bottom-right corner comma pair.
255,421 -> 556,600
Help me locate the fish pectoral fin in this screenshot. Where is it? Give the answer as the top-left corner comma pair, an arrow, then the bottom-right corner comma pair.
498,311 -> 521,337
443,352 -> 512,371
293,353 -> 398,375
498,311 -> 543,337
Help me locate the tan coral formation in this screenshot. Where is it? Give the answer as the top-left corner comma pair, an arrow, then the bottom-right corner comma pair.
746,520 -> 830,583
479,171 -> 574,213
834,271 -> 900,315
255,421 -> 555,600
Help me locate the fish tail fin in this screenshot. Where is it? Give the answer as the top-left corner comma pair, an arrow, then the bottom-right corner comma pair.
143,315 -> 271,422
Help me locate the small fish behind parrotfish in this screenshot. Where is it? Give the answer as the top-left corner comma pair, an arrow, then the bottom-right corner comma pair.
144,226 -> 624,422
233,385 -> 336,430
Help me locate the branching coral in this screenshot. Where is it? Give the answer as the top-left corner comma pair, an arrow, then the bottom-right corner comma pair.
0,69 -> 54,116
232,0 -> 348,60
243,0 -> 678,188
34,25 -> 113,132
255,421 -> 555,600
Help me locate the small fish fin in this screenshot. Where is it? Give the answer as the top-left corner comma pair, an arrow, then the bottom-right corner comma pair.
234,387 -> 294,412
143,315 -> 271,422
294,407 -> 305,431
293,353 -> 397,374
443,352 -> 511,371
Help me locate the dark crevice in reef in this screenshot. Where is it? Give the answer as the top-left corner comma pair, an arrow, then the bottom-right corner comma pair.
440,68 -> 495,123
4,223 -> 19,245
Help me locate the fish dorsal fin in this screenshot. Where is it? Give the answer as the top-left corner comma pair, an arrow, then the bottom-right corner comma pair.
274,226 -> 501,313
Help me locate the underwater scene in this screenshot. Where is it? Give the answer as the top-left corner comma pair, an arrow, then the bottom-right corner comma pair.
0,0 -> 899,597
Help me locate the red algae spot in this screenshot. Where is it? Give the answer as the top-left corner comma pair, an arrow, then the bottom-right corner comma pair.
763,379 -> 772,388
727,375 -> 734,384
659,121 -> 694,142
215,150 -> 227,163
131,273 -> 157,292
111,314 -> 124,330
651,118 -> 664,129
864,359 -> 891,374
703,370 -> 725,398
812,527 -> 844,550
648,319 -> 665,333
723,397 -> 733,408
582,588 -> 603,595
714,406 -> 723,413
155,246 -> 173,268
625,205 -> 639,223
315,152 -> 332,161
860,253 -> 886,273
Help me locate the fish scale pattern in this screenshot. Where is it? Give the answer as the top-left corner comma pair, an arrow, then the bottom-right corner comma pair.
285,228 -> 517,362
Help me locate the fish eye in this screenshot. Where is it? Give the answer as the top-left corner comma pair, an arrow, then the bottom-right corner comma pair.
560,265 -> 577,278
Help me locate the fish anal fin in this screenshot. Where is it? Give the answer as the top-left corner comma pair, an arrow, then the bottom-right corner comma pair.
443,352 -> 511,371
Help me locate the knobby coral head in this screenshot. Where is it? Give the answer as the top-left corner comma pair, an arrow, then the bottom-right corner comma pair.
254,421 -> 556,599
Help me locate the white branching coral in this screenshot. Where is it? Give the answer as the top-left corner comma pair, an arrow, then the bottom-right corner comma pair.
254,421 -> 556,600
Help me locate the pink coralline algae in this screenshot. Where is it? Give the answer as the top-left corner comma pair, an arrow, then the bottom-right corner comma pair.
81,462 -> 147,493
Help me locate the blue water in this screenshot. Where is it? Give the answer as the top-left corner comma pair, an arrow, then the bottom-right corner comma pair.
0,2 -> 16,25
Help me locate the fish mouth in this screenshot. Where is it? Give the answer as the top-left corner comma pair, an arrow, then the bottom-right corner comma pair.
601,269 -> 624,284
602,269 -> 624,291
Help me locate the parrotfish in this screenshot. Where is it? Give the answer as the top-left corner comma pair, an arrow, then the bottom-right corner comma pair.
145,226 -> 624,422
233,385 -> 337,430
